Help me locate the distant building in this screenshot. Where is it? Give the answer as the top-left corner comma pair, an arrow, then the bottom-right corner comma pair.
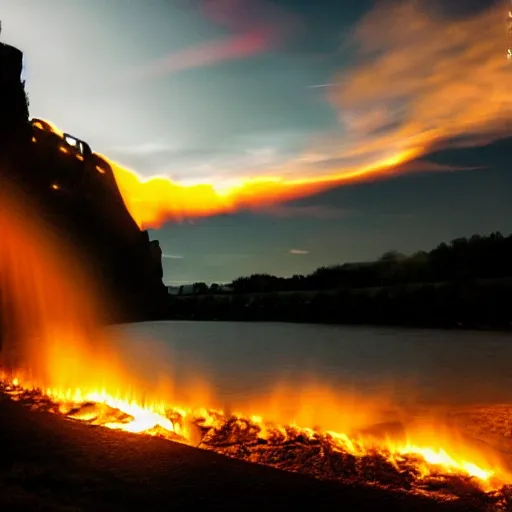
167,284 -> 195,296
167,283 -> 234,295
167,286 -> 180,296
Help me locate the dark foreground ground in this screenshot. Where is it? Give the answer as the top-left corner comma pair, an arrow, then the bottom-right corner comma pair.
0,395 -> 490,512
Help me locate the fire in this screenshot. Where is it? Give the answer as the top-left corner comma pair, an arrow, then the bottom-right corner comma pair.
0,171 -> 511,502
2,377 -> 509,497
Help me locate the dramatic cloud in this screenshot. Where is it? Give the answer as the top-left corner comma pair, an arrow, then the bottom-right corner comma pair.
44,1 -> 511,228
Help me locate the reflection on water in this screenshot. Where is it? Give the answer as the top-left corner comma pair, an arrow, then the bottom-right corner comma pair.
111,321 -> 512,408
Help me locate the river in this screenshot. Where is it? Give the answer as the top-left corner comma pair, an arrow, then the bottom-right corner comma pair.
110,321 -> 512,411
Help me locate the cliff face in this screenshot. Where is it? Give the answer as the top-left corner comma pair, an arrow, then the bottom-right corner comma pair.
0,40 -> 168,322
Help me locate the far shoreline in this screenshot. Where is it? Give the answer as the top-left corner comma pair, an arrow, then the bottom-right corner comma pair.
163,278 -> 512,333
159,315 -> 512,333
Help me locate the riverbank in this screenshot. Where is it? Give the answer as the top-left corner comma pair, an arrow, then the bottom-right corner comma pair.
0,393 -> 496,511
165,278 -> 512,330
0,394 -> 482,511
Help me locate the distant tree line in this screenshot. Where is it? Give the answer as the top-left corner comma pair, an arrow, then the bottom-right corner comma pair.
195,232 -> 512,294
169,233 -> 512,330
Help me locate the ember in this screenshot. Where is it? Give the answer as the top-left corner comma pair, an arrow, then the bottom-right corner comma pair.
1,378 -> 512,508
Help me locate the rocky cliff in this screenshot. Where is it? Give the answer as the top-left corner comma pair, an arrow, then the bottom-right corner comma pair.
0,37 -> 168,322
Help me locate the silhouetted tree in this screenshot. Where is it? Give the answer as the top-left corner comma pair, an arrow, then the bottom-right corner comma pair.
169,232 -> 512,329
227,232 -> 512,294
193,282 -> 208,295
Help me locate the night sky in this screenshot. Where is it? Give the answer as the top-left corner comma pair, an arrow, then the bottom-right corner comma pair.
1,0 -> 510,284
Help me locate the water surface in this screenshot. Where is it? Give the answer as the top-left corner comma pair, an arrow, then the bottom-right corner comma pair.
110,321 -> 512,409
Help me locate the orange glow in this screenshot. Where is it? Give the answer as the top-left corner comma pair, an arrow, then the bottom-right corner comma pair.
0,175 -> 510,499
3,377 -> 510,495
104,147 -> 423,229
32,118 -> 419,229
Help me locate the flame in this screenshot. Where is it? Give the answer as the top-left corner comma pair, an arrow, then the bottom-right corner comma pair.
2,377 -> 509,495
0,176 -> 510,498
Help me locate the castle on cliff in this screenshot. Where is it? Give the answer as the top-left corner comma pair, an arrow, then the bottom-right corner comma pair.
0,30 -> 168,321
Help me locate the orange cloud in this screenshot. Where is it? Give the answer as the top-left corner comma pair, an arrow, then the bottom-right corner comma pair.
101,152 -> 444,229
328,0 -> 512,165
